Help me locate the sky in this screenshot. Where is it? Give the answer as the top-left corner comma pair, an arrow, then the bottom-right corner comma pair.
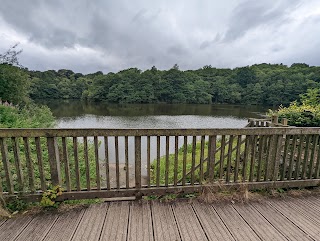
1,0 -> 320,74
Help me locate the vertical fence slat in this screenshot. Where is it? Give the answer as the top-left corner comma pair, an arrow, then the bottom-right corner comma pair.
219,135 -> 226,180
242,135 -> 250,181
294,135 -> 304,179
165,136 -> 170,187
182,136 -> 187,185
199,135 -> 205,185
156,136 -> 160,187
115,136 -> 120,189
174,136 -> 179,186
135,136 -> 141,189
12,137 -> 24,191
25,137 -> 35,192
272,135 -> 283,181
191,136 -> 197,185
126,136 -> 130,189
256,136 -> 265,181
73,137 -> 81,191
94,136 -> 101,190
249,136 -> 257,182
315,138 -> 320,179
72,137 -> 81,191
35,137 -> 46,191
280,135 -> 290,181
0,138 -> 14,194
61,137 -> 71,192
264,135 -> 275,181
308,135 -> 318,179
226,135 -> 234,183
0,169 -> 2,194
302,135 -> 311,179
287,136 -> 297,180
83,136 -> 90,191
234,135 -> 242,182
208,135 -> 216,182
104,136 -> 110,190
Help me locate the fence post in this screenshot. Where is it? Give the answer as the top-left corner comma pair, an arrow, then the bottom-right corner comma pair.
281,118 -> 288,126
271,115 -> 278,125
47,137 -> 61,186
135,136 -> 142,189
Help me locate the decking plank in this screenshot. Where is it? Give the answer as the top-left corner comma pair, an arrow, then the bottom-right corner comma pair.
151,201 -> 180,241
71,203 -> 108,241
172,202 -> 208,241
14,214 -> 58,241
302,195 -> 320,210
128,201 -> 153,241
100,201 -> 130,241
268,200 -> 320,240
251,201 -> 313,241
43,208 -> 85,241
2,197 -> 320,241
192,202 -> 234,241
280,198 -> 320,225
233,203 -> 287,241
213,204 -> 260,241
0,216 -> 32,241
0,219 -> 6,228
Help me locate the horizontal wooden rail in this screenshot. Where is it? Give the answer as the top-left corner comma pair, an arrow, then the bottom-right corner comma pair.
0,127 -> 319,137
0,127 -> 319,201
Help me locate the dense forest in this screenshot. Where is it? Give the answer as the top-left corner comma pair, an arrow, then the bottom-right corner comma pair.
28,63 -> 320,106
1,61 -> 320,106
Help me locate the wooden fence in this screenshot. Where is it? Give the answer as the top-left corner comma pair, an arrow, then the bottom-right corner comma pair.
0,127 -> 320,201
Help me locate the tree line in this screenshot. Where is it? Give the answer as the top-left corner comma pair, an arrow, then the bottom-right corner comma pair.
1,61 -> 320,106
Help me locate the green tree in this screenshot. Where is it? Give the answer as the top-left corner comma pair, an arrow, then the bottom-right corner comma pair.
0,64 -> 30,104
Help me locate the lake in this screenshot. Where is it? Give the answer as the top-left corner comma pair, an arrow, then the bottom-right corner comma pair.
37,100 -> 269,129
36,100 -> 271,173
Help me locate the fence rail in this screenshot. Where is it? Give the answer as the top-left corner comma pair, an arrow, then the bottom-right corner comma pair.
0,127 -> 320,201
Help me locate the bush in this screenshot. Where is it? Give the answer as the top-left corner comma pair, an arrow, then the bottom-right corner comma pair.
0,103 -> 55,128
268,88 -> 320,127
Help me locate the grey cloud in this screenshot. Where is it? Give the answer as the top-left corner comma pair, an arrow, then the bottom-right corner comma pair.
222,0 -> 301,42
0,0 -> 320,73
132,9 -> 147,23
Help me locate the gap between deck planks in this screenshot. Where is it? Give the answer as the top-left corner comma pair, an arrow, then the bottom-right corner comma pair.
0,196 -> 320,241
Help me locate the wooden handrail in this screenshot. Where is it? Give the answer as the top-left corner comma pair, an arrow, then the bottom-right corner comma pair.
0,127 -> 319,202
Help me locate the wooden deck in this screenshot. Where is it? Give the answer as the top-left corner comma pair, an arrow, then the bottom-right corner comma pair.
1,196 -> 320,241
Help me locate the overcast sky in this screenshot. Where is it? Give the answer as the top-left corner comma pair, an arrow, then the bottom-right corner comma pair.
1,0 -> 320,74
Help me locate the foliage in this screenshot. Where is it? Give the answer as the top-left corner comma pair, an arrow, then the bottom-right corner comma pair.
268,88 -> 320,127
299,88 -> 320,107
0,104 -> 55,128
27,63 -> 320,105
5,197 -> 28,212
40,185 -> 63,208
0,43 -> 23,67
0,64 -> 30,104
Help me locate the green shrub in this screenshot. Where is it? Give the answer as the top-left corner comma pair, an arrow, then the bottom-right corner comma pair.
268,102 -> 320,127
0,104 -> 55,128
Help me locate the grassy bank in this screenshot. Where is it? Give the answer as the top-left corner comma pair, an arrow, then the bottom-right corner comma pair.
150,137 -> 245,185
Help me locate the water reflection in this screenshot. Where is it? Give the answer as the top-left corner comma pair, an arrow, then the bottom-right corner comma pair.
36,99 -> 268,119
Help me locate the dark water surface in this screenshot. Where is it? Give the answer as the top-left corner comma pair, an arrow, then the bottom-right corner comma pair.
38,100 -> 269,129
37,100 -> 271,171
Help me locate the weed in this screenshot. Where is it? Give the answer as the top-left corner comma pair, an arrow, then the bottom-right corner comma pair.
5,197 -> 28,212
40,185 -> 63,208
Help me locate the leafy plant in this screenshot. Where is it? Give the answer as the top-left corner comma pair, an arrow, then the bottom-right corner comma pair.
268,88 -> 320,127
40,185 -> 63,208
5,197 -> 28,212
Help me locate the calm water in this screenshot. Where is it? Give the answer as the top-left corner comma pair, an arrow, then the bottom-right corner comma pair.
37,100 -> 270,171
38,100 -> 269,129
